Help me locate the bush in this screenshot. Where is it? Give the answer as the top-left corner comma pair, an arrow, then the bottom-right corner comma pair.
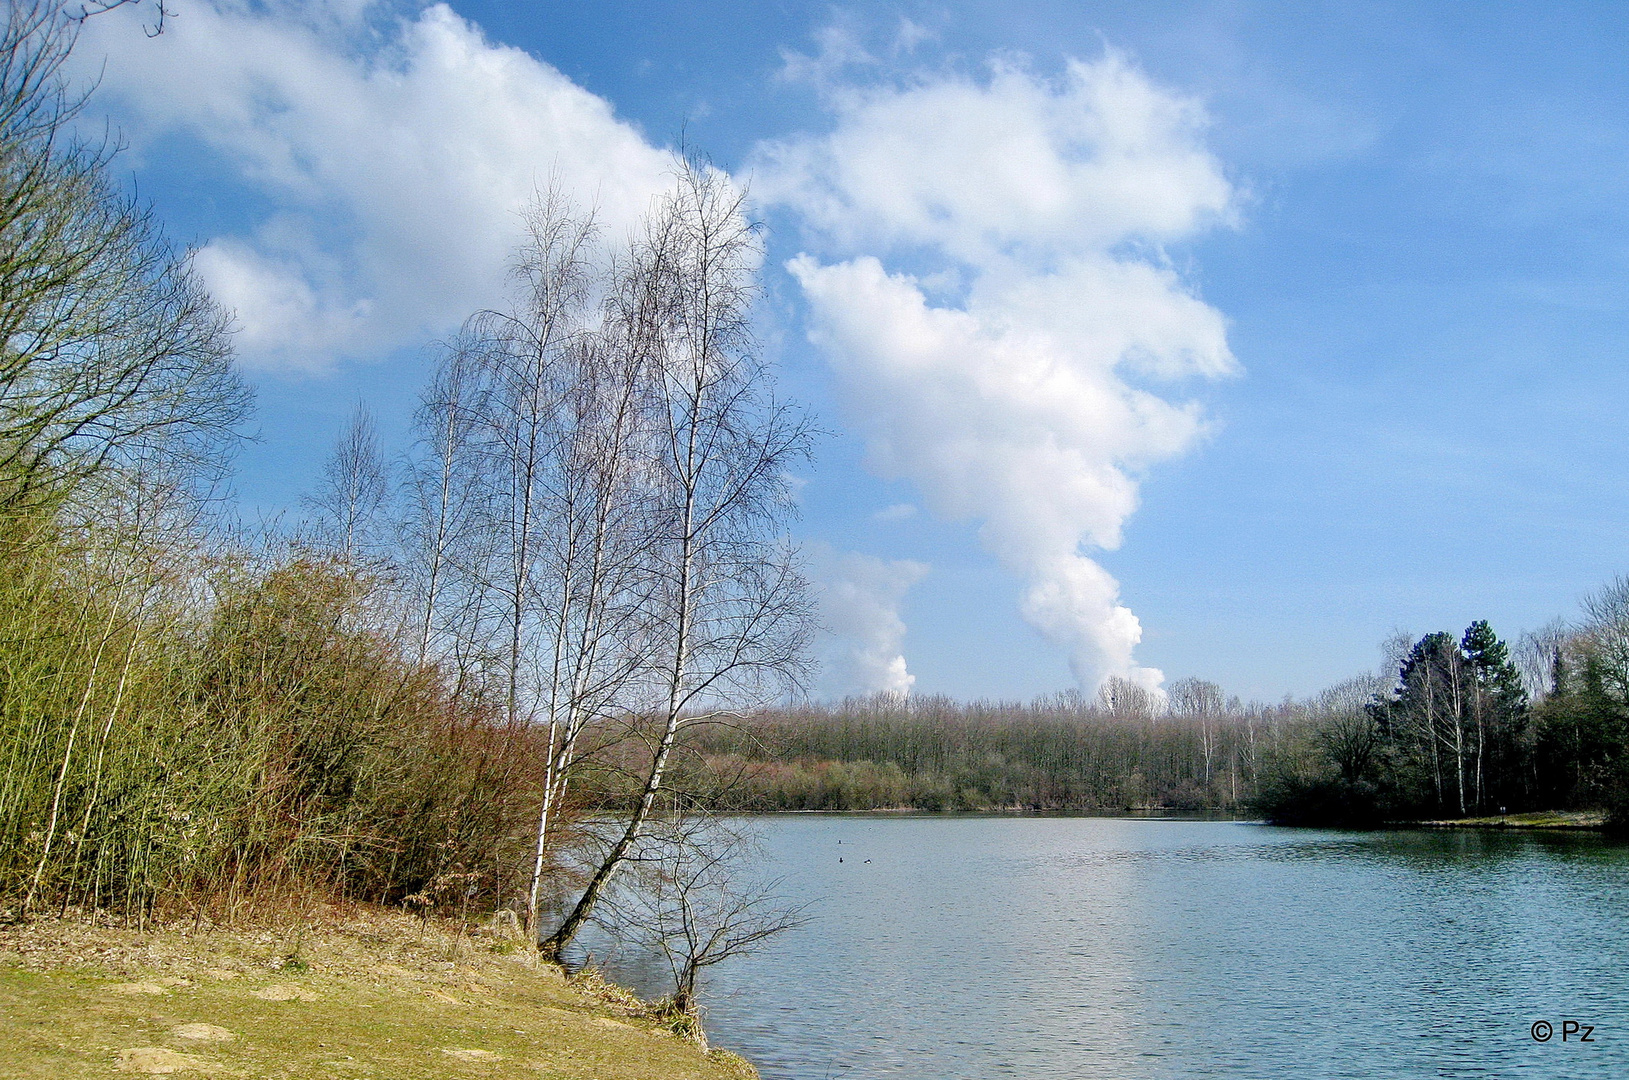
0,535 -> 541,921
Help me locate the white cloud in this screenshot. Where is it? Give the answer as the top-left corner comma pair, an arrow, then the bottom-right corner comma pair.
79,1 -> 672,372
777,12 -> 935,89
809,545 -> 929,699
872,502 -> 917,522
777,16 -> 874,87
757,53 -> 1234,265
763,49 -> 1238,692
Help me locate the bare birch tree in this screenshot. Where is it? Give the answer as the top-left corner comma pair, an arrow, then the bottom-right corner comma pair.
304,403 -> 387,562
404,334 -> 486,667
540,161 -> 813,961
460,193 -> 600,729
521,311 -> 662,933
400,191 -> 663,932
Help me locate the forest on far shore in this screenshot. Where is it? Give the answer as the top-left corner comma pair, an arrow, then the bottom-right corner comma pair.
682,606 -> 1629,832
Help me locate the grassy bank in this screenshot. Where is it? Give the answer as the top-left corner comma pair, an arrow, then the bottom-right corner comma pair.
0,906 -> 755,1079
1404,810 -> 1607,831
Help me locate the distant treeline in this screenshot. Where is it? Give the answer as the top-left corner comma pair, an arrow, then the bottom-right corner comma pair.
680,681 -> 1334,813
682,610 -> 1629,832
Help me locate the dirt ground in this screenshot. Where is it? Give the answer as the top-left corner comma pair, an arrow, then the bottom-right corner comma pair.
0,906 -> 756,1080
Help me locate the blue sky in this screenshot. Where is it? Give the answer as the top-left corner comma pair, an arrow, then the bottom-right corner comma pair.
74,0 -> 1629,703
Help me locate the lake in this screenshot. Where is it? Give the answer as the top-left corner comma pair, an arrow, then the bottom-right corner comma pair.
568,816 -> 1629,1079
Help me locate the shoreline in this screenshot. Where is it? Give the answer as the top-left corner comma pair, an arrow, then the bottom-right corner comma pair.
737,807 -> 1613,832
0,906 -> 755,1079
1395,810 -> 1608,832
736,806 -> 1257,819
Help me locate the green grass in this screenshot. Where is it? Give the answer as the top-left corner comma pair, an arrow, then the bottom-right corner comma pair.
1413,809 -> 1606,830
0,908 -> 756,1079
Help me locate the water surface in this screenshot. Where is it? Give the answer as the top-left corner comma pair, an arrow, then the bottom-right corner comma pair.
575,816 -> 1628,1079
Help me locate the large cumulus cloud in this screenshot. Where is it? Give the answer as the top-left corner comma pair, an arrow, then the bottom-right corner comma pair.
761,51 -> 1238,691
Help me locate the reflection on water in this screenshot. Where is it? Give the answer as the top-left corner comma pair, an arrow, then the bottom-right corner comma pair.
569,817 -> 1629,1079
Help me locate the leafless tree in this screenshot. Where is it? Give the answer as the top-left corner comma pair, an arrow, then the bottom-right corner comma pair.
460,192 -> 601,730
303,403 -> 387,562
1311,676 -> 1386,785
1381,629 -> 1414,676
521,312 -> 664,934
541,160 -> 813,960
1579,577 -> 1629,703
0,1 -> 249,511
596,813 -> 808,1021
403,333 -> 485,665
1168,677 -> 1223,783
1514,618 -> 1571,701
399,190 -> 660,933
1098,675 -> 1154,720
